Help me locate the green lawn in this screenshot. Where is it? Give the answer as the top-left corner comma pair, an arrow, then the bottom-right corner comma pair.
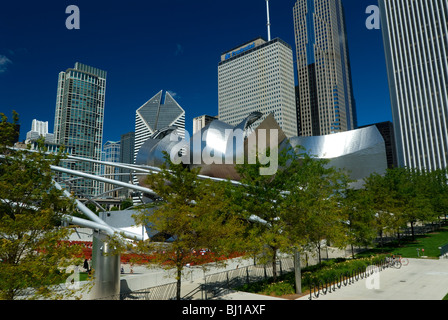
359,226 -> 448,259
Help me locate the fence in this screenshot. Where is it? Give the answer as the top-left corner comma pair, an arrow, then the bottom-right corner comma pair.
96,282 -> 178,300
203,258 -> 295,300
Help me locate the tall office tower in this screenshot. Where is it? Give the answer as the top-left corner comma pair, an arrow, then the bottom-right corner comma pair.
218,37 -> 298,138
100,140 -> 121,198
193,115 -> 218,134
54,62 -> 107,196
293,0 -> 357,136
134,90 -> 185,162
119,132 -> 135,198
379,0 -> 448,170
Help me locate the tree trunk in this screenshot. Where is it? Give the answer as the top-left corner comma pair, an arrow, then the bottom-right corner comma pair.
410,221 -> 415,241
317,243 -> 322,264
379,230 -> 384,247
176,267 -> 182,300
272,249 -> 277,283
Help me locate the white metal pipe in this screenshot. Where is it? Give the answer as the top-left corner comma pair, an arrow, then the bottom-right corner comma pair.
51,165 -> 158,196
62,215 -> 143,241
53,181 -> 110,227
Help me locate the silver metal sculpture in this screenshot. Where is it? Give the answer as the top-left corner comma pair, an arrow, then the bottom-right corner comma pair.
135,112 -> 388,186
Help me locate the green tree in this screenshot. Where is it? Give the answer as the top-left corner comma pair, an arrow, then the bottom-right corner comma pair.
0,113 -> 84,300
0,111 -> 19,149
364,169 -> 406,245
364,167 -> 435,244
402,168 -> 434,240
235,146 -> 350,279
133,154 -> 244,300
342,188 -> 377,258
427,168 -> 448,223
284,149 -> 351,264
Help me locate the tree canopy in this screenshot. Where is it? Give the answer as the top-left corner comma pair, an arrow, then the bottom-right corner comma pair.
0,112 -> 84,300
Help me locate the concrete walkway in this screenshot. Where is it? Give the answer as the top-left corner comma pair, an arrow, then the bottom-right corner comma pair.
297,258 -> 448,300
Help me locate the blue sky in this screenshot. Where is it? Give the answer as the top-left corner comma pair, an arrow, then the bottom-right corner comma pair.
0,0 -> 390,143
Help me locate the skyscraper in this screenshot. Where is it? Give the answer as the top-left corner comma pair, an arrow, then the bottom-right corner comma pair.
54,62 -> 107,196
379,0 -> 448,171
193,115 -> 218,134
100,140 -> 121,197
119,132 -> 135,198
134,90 -> 185,162
25,119 -> 54,144
293,0 -> 357,136
218,37 -> 298,138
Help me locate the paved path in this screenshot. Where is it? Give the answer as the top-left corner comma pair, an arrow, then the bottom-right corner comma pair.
297,258 -> 448,300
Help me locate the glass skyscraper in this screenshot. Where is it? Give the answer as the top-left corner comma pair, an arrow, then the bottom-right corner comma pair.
293,0 -> 357,136
379,0 -> 448,171
54,62 -> 107,196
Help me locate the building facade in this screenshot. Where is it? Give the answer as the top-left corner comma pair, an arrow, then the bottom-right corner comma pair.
54,62 -> 107,196
218,37 -> 298,138
379,0 -> 448,170
100,140 -> 121,197
293,0 -> 357,136
119,132 -> 135,184
134,90 -> 185,162
25,119 -> 54,144
193,115 -> 218,134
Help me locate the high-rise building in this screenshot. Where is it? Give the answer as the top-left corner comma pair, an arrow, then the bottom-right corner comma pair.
119,132 -> 135,195
100,140 -> 121,197
134,90 -> 185,162
293,0 -> 357,136
54,62 -> 107,196
25,119 -> 54,144
218,37 -> 298,138
193,115 -> 218,134
379,0 -> 448,171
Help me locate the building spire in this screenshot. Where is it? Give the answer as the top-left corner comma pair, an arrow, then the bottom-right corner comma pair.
266,0 -> 271,41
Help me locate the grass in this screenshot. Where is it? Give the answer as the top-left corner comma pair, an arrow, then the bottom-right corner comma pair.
358,225 -> 448,259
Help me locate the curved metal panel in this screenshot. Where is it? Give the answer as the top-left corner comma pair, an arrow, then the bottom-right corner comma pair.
135,112 -> 388,186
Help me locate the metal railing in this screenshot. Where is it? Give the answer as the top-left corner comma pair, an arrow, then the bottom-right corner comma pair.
203,258 -> 295,300
96,281 -> 178,300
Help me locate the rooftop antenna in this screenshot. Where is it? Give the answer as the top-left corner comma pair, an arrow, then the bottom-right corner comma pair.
266,0 -> 272,41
